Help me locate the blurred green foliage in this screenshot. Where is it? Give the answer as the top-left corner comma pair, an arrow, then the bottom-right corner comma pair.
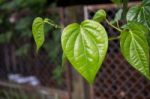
0,0 -> 63,86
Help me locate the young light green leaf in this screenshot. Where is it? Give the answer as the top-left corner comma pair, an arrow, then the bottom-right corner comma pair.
32,17 -> 45,52
111,9 -> 123,24
92,9 -> 106,22
61,20 -> 108,84
114,9 -> 123,22
120,22 -> 150,79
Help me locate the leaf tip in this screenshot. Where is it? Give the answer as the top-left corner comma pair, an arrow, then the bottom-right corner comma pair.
36,47 -> 39,54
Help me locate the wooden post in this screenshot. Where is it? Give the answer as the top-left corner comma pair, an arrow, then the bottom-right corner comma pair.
59,8 -> 73,99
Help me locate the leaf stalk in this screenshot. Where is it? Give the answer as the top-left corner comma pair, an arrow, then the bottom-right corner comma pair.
44,18 -> 62,29
106,19 -> 122,32
109,36 -> 120,41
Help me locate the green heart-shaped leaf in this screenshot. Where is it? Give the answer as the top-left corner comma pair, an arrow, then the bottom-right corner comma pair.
32,17 -> 45,52
121,22 -> 150,79
61,20 -> 108,84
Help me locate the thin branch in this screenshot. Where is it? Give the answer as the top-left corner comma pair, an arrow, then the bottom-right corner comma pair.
106,19 -> 122,32
44,18 -> 62,29
109,36 -> 121,41
116,21 -> 120,28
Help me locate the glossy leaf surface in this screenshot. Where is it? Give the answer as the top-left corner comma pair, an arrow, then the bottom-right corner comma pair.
121,22 -> 150,79
61,20 -> 108,84
127,0 -> 150,46
32,17 -> 45,51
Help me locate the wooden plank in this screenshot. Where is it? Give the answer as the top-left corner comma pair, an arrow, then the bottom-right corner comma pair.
0,81 -> 69,99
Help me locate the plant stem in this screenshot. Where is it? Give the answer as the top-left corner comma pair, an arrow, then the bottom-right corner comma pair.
122,0 -> 128,20
117,21 -> 120,28
44,18 -> 62,29
106,19 -> 122,32
109,36 -> 120,41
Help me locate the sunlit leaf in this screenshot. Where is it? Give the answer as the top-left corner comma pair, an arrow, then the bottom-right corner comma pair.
61,20 -> 108,84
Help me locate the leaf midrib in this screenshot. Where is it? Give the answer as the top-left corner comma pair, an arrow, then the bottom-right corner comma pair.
80,26 -> 92,81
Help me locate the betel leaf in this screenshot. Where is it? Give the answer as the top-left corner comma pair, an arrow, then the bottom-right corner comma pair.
126,4 -> 150,27
121,22 -> 150,79
92,9 -> 106,22
126,0 -> 150,46
126,0 -> 150,24
61,20 -> 108,84
32,17 -> 45,52
126,6 -> 140,22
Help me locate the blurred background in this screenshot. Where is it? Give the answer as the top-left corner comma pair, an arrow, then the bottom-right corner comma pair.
0,0 -> 150,99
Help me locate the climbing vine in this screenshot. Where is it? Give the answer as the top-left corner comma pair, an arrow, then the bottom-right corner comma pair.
32,0 -> 150,84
